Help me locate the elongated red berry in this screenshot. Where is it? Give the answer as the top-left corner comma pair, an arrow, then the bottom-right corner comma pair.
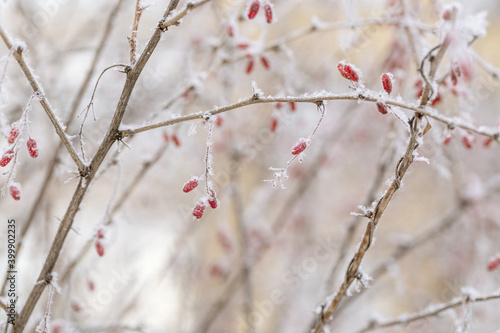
264,3 -> 273,23
88,280 -> 95,291
247,0 -> 260,19
193,200 -> 206,219
381,73 -> 393,94
483,137 -> 493,147
291,138 -> 307,155
216,115 -> 223,127
0,149 -> 14,167
27,138 -> 38,158
289,102 -> 296,111
172,133 -> 181,147
430,93 -> 441,106
97,227 -> 106,239
246,57 -> 254,74
95,240 -> 104,257
8,127 -> 19,144
376,102 -> 388,115
443,133 -> 453,145
488,255 -> 500,271
163,132 -> 169,142
183,177 -> 199,193
270,116 -> 278,132
337,61 -> 360,82
260,56 -> 270,70
208,191 -> 218,209
9,183 -> 21,201
462,134 -> 473,149
227,25 -> 234,37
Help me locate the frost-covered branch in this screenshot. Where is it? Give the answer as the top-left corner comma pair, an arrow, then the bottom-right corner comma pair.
0,25 -> 86,173
357,289 -> 500,333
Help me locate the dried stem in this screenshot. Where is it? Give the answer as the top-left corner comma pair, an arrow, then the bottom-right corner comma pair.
128,0 -> 148,66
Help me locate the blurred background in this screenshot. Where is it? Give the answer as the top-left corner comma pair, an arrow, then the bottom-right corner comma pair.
1,0 -> 500,332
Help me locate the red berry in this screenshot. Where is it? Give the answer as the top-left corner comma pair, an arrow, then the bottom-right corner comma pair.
443,133 -> 453,145
462,134 -> 473,149
488,256 -> 500,271
193,200 -> 206,219
291,138 -> 307,155
208,190 -> 218,209
97,227 -> 106,239
381,73 -> 393,94
172,133 -> 181,147
337,62 -> 360,82
237,42 -> 250,50
183,177 -> 199,193
163,132 -> 169,142
210,263 -> 228,278
376,102 -> 388,115
483,137 -> 493,147
9,183 -> 21,201
274,102 -> 283,109
216,115 -> 223,127
264,3 -> 273,23
289,102 -> 296,111
95,240 -> 104,257
27,138 -> 38,158
247,0 -> 260,19
71,300 -> 82,312
245,57 -> 254,74
0,149 -> 14,167
217,230 -> 232,251
226,25 -> 234,37
270,116 -> 278,132
430,93 -> 441,106
442,8 -> 451,20
260,56 -> 270,70
8,127 -> 19,144
88,280 -> 95,291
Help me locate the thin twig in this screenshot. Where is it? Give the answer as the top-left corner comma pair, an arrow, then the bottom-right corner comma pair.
128,0 -> 148,66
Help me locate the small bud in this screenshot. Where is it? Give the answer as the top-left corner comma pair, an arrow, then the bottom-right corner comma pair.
291,138 -> 308,155
193,200 -> 206,219
264,3 -> 273,23
172,133 -> 181,147
95,240 -> 105,257
270,116 -> 278,132
247,0 -> 260,19
183,177 -> 199,193
260,56 -> 270,70
8,127 -> 19,144
0,149 -> 14,167
9,183 -> 21,201
245,57 -> 254,74
376,102 -> 388,115
27,138 -> 38,158
381,73 -> 394,94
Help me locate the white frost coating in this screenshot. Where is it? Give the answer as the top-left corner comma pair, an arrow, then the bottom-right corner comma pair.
251,80 -> 264,98
460,286 -> 480,301
311,16 -> 327,29
413,150 -> 430,164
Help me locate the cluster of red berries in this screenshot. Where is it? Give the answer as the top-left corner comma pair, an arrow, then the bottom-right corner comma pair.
247,0 -> 273,23
2,125 -> 40,200
183,176 -> 218,219
245,55 -> 271,74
